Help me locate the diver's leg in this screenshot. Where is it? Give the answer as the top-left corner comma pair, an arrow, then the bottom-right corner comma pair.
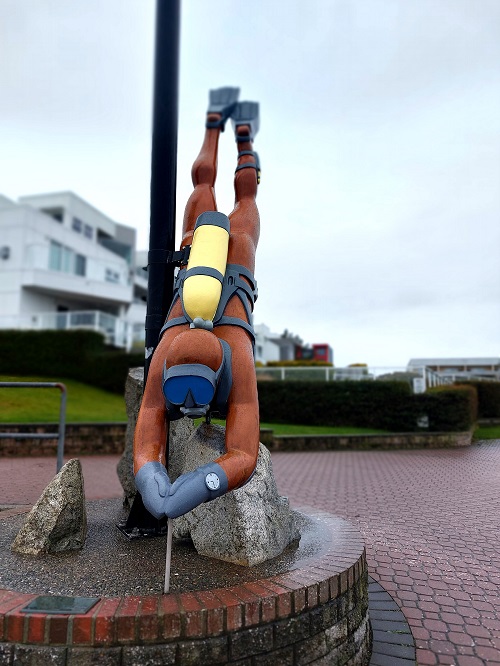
206,103 -> 262,489
227,104 -> 261,270
181,88 -> 239,245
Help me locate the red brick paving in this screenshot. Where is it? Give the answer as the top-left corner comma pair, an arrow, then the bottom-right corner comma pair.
1,442 -> 500,664
272,443 -> 500,665
0,455 -> 123,504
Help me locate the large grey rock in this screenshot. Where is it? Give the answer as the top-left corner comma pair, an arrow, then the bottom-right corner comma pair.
117,367 -> 144,508
170,423 -> 299,566
117,367 -> 196,508
12,459 -> 87,555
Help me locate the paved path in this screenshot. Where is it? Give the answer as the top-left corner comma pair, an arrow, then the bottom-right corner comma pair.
0,455 -> 123,505
273,444 -> 500,666
1,443 -> 500,665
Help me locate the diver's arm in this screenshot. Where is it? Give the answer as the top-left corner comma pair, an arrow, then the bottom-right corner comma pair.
133,341 -> 172,518
133,343 -> 169,473
215,340 -> 260,490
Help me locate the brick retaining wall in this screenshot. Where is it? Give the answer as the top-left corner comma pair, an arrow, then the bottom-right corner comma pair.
0,423 -> 126,457
0,423 -> 472,458
265,431 -> 473,452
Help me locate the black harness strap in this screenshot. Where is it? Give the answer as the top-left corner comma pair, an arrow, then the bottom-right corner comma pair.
159,263 -> 257,346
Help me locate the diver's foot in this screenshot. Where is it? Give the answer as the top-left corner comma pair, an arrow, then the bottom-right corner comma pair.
231,101 -> 260,142
206,87 -> 240,131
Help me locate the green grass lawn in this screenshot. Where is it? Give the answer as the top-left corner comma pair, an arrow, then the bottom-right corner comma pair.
473,425 -> 500,440
0,375 -> 127,423
196,418 -> 390,436
259,422 -> 391,435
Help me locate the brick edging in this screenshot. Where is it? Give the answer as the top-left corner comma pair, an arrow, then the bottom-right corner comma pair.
266,431 -> 473,451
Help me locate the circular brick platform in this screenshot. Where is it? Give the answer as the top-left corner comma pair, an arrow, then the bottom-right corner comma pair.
0,512 -> 371,665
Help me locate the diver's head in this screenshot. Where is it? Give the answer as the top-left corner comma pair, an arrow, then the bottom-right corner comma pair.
162,329 -> 232,419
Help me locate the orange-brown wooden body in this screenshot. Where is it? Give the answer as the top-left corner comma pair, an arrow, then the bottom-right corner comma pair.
134,117 -> 260,493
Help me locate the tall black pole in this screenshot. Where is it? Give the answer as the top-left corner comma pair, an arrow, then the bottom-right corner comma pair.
119,0 -> 181,538
145,0 -> 181,383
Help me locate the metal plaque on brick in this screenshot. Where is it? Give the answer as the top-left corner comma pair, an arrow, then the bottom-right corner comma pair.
21,595 -> 100,615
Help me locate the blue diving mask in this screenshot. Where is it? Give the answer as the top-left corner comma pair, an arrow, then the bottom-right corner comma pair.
162,339 -> 232,420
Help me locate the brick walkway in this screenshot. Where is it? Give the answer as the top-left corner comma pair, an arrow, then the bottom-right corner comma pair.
272,444 -> 500,666
1,442 -> 500,665
0,456 -> 123,505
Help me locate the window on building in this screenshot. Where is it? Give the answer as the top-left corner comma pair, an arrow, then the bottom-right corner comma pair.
105,268 -> 120,283
75,254 -> 86,276
41,207 -> 64,222
62,246 -> 72,273
72,217 -> 83,233
48,240 -> 86,277
49,241 -> 62,270
83,224 -> 93,239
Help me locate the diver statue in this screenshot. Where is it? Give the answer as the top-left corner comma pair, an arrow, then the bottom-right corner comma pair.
134,87 -> 261,520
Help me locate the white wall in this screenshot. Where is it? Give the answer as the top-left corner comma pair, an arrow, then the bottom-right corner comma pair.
254,323 -> 280,364
20,191 -> 117,239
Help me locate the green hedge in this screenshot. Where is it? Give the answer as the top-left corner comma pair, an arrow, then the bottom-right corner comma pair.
459,381 -> 500,418
422,385 -> 478,431
266,360 -> 333,367
0,330 -> 143,394
257,381 -> 476,432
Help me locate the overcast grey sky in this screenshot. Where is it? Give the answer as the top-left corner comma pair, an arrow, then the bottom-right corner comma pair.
1,0 -> 499,366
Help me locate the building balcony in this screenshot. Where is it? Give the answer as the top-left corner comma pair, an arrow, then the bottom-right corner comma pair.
0,310 -> 135,350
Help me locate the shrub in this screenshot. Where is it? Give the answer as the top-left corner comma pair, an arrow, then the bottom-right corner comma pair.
420,385 -> 477,431
257,380 -> 418,431
0,330 -> 143,394
459,381 -> 500,419
257,380 -> 476,432
83,350 -> 144,394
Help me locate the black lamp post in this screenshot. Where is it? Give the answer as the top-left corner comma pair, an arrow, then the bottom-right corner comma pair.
120,0 -> 181,537
145,0 -> 181,383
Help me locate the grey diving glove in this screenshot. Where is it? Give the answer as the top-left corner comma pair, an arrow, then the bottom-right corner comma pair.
134,461 -> 171,519
163,462 -> 229,519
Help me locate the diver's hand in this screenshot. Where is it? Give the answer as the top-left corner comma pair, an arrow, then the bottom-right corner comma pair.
163,462 -> 228,519
134,462 -> 171,519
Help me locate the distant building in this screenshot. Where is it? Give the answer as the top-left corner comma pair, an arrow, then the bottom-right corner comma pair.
254,323 -> 281,364
407,358 -> 500,382
0,192 -> 147,349
254,324 -> 334,365
296,343 -> 334,364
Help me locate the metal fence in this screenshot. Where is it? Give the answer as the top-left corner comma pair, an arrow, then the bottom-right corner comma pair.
255,366 -> 452,392
0,310 -> 132,350
0,382 -> 67,472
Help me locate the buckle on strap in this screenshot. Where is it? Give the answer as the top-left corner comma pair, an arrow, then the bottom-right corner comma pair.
147,246 -> 191,268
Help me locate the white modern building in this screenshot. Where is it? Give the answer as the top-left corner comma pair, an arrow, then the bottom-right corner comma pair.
407,358 -> 500,382
0,192 -> 147,349
254,323 -> 281,364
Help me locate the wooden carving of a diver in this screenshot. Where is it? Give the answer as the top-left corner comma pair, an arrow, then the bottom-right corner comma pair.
134,87 -> 261,519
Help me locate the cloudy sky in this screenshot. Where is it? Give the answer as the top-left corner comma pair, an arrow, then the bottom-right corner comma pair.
1,0 -> 499,367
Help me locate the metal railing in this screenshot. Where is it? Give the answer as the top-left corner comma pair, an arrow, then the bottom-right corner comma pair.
0,310 -> 133,350
255,366 -> 453,392
0,382 -> 67,472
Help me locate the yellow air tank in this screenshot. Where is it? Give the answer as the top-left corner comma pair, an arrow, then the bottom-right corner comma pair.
182,211 -> 230,323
